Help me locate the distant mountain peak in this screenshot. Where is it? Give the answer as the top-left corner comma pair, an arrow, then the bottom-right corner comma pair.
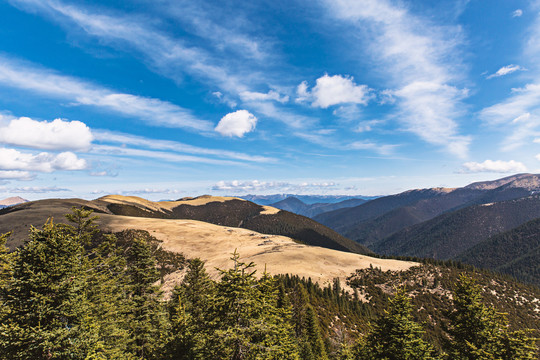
464,173 -> 537,190
0,196 -> 28,206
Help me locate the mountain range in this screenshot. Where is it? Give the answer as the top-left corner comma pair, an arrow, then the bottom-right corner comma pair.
309,173 -> 540,285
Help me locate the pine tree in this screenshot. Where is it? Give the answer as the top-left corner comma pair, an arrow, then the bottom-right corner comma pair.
447,275 -> 538,360
303,304 -> 329,360
165,258 -> 214,359
202,251 -> 299,360
0,220 -> 99,359
354,288 -> 441,360
125,236 -> 167,359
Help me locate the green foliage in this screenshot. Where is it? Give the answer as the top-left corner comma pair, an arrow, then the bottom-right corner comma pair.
200,251 -> 299,360
354,288 -> 441,360
446,275 -> 538,360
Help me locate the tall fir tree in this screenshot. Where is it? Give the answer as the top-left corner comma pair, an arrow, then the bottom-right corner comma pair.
447,275 -> 538,360
0,220 -> 100,359
353,288 -> 441,360
125,236 -> 167,359
201,251 -> 299,360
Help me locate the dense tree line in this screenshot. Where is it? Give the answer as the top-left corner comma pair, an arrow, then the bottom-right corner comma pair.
0,209 -> 537,359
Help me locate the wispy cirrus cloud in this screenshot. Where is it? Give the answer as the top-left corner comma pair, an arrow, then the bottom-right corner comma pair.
0,56 -> 213,131
8,186 -> 70,193
92,130 -> 274,163
322,0 -> 470,157
486,64 -> 524,79
479,7 -> 540,150
8,0 -> 251,95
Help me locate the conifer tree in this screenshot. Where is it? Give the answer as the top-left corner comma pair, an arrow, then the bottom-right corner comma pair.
354,288 -> 441,360
0,220 -> 99,359
304,304 -> 329,360
202,250 -> 299,360
125,236 -> 166,359
447,275 -> 538,360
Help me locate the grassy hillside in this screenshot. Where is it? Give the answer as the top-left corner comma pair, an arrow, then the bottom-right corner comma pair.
456,217 -> 540,286
374,195 -> 540,260
102,196 -> 372,255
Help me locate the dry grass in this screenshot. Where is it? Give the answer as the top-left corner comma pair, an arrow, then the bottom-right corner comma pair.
0,197 -> 417,294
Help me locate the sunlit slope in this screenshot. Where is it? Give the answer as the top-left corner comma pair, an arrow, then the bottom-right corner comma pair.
0,196 -> 414,293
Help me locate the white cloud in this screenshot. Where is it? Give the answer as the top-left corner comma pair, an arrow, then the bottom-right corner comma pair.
324,0 -> 469,157
347,141 -> 398,155
487,64 -> 523,79
8,0 -> 250,95
0,116 -> 93,151
215,110 -> 257,137
212,180 -> 338,192
0,56 -> 212,131
297,74 -> 370,108
92,130 -> 274,162
0,148 -> 87,172
240,90 -> 289,103
459,160 -> 527,173
0,170 -> 34,180
512,9 -> 523,17
91,145 -> 242,166
8,186 -> 70,193
121,188 -> 180,195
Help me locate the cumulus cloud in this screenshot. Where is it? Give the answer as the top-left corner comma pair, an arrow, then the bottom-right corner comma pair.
297,74 -> 370,108
513,9 -> 523,17
0,170 -> 34,180
212,180 -> 337,192
486,64 -> 524,79
0,116 -> 93,151
459,160 -> 527,173
240,90 -> 289,103
0,148 -> 87,172
215,110 -> 257,137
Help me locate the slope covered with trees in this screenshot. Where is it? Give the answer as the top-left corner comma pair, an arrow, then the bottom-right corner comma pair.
374,195 -> 540,260
456,217 -> 540,286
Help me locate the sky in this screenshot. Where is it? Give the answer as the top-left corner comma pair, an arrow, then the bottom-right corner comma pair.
1,0 -> 540,200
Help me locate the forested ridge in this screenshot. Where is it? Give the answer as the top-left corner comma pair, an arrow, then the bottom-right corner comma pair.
0,209 -> 538,359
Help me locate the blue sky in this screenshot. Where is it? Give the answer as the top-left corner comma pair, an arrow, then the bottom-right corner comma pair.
0,0 -> 539,200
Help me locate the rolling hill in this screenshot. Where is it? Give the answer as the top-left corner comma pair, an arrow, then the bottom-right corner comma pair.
0,195 -> 412,294
0,195 -> 371,255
